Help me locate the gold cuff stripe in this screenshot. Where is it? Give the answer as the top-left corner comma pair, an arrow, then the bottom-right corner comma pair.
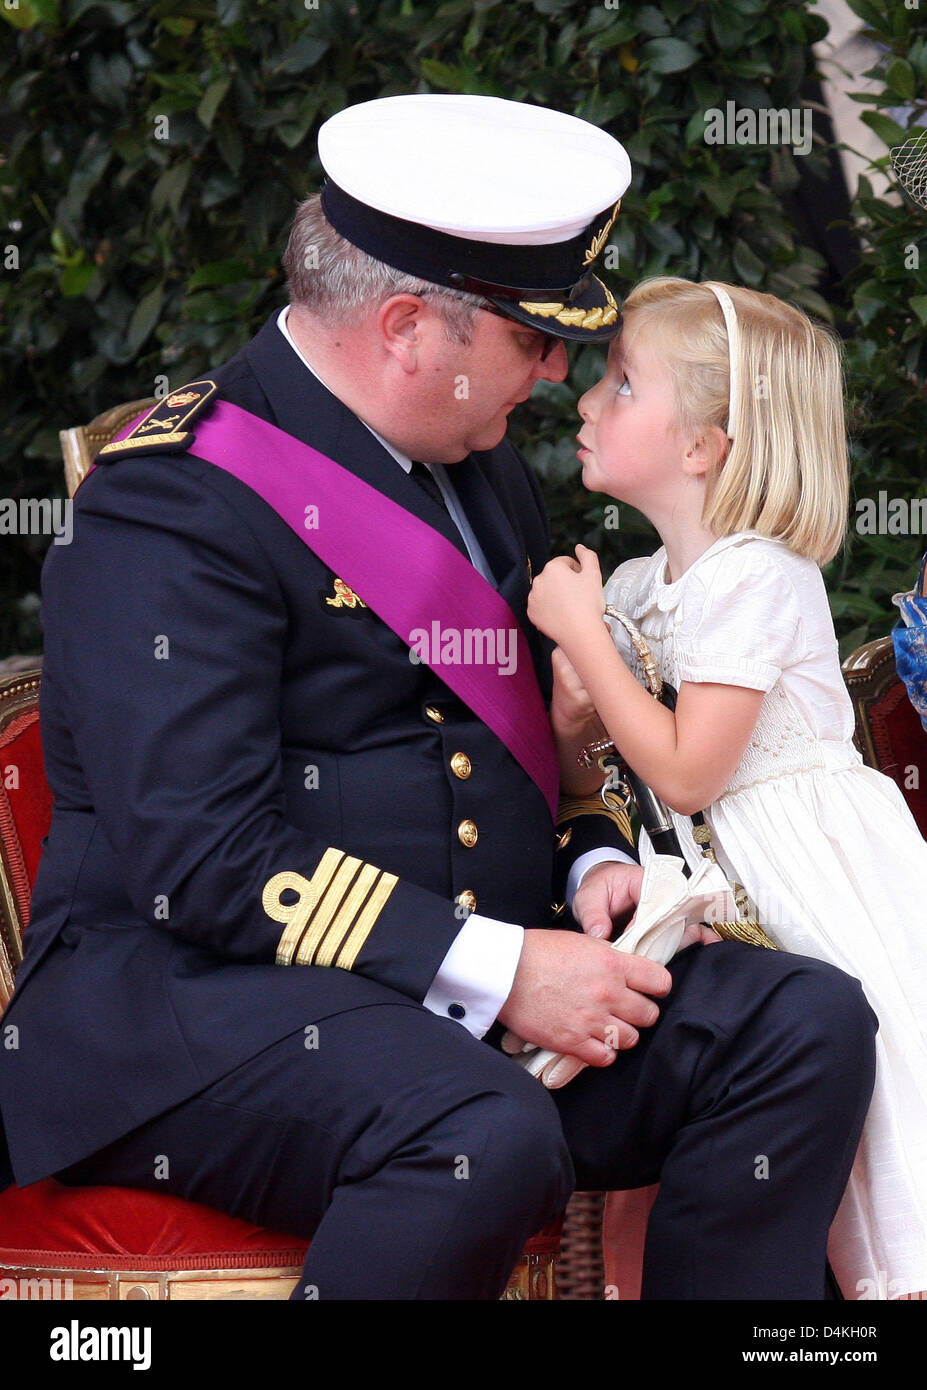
314,861 -> 383,973
312,861 -> 381,967
265,850 -> 398,970
267,850 -> 344,965
335,871 -> 399,970
292,854 -> 365,967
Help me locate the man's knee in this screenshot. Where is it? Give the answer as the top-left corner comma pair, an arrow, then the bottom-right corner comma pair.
674,942 -> 878,1104
771,953 -> 877,1051
463,1080 -> 574,1218
744,952 -> 879,1116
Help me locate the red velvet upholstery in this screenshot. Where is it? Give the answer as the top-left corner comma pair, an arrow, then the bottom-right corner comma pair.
0,1180 -> 308,1272
843,636 -> 927,838
0,701 -> 51,929
862,670 -> 927,837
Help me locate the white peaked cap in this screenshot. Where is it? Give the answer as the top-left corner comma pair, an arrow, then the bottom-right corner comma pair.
315,94 -> 633,343
319,94 -> 631,243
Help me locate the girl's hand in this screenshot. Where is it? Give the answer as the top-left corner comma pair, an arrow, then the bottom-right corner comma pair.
528,544 -> 605,647
551,646 -> 598,732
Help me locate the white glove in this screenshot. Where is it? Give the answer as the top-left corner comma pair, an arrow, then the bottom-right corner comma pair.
504,854 -> 736,1089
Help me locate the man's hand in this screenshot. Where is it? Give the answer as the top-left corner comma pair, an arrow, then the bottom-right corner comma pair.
572,858 -> 643,940
575,859 -> 722,951
527,544 -> 605,649
550,645 -> 599,733
497,928 -> 672,1066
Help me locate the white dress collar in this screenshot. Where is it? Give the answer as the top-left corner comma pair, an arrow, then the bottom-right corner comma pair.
649,532 -> 784,612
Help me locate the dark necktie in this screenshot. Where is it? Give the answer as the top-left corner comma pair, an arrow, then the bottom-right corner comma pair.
409,460 -> 450,514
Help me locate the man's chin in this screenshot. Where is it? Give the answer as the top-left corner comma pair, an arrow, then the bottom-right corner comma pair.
467,420 -> 510,455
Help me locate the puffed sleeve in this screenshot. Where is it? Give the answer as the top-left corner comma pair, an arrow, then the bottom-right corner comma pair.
673,542 -> 808,691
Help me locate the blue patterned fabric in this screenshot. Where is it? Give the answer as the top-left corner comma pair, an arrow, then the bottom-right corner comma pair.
892,552 -> 927,732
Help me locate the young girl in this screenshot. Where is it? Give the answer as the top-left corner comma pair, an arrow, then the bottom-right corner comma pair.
529,276 -> 927,1301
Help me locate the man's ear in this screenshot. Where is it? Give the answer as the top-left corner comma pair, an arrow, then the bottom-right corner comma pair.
377,294 -> 429,374
683,424 -> 729,478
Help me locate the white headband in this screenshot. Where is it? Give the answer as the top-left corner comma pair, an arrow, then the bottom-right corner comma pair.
704,283 -> 739,439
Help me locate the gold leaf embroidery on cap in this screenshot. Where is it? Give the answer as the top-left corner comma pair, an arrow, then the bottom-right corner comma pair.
518,279 -> 619,331
582,199 -> 621,267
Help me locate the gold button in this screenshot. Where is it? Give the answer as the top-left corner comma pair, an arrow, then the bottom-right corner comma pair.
556,826 -> 573,850
457,889 -> 477,914
551,901 -> 567,917
526,556 -> 533,583
425,705 -> 444,724
458,819 -> 478,848
450,752 -> 472,779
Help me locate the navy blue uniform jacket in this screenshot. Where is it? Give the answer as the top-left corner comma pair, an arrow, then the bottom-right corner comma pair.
0,311 -> 634,1185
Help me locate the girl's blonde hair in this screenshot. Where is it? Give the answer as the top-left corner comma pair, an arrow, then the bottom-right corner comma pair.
620,276 -> 849,565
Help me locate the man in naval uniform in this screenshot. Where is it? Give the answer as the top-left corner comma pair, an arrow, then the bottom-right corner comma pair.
0,96 -> 876,1299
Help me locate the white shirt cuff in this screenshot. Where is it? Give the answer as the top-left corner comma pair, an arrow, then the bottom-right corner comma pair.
423,913 -> 524,1039
566,846 -> 637,909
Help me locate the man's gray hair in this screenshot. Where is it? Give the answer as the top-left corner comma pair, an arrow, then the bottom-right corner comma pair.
282,194 -> 486,344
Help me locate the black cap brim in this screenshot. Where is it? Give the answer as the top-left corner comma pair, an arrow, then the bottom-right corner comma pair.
486,274 -> 622,344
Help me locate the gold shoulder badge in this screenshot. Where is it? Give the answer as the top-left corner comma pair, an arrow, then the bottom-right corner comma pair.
95,380 -> 219,461
325,577 -> 367,610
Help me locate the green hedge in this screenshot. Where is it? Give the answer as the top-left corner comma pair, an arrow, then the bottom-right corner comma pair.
828,0 -> 927,655
0,0 -> 918,658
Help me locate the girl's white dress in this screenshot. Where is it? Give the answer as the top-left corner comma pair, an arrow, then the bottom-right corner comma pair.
603,530 -> 927,1299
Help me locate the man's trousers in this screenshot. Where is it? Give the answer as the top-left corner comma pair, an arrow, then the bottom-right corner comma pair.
53,941 -> 878,1300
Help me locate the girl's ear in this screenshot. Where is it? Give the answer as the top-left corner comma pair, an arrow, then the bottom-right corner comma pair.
683,425 -> 729,477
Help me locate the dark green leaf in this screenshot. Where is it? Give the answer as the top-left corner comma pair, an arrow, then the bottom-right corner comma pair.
151,161 -> 192,217
215,121 -> 245,175
216,0 -> 245,22
886,58 -> 916,102
60,262 -> 94,297
182,290 -> 239,323
640,37 -> 700,75
0,0 -> 59,29
842,0 -> 885,30
732,238 -> 765,285
636,6 -> 671,37
127,283 -> 165,352
197,78 -> 231,130
420,59 -> 467,91
187,260 -> 252,289
860,110 -> 910,150
273,37 -> 330,75
161,16 -> 196,37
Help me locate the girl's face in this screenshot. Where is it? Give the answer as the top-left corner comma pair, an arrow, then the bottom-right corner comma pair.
576,325 -> 689,509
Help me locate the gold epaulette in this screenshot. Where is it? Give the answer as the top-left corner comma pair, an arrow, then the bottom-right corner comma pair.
95,381 -> 218,461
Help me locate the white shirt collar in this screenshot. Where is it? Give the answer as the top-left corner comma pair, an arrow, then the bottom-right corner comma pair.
276,305 -> 414,474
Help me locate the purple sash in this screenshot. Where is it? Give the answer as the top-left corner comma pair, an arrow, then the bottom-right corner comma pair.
93,399 -> 559,819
